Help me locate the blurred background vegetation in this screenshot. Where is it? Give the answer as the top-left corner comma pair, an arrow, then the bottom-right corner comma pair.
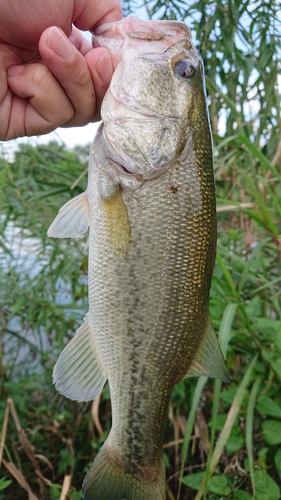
0,0 -> 280,499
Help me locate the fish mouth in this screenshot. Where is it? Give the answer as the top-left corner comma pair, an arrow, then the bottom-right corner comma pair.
93,16 -> 192,55
107,155 -> 145,182
118,164 -> 136,175
105,141 -> 171,182
102,126 -> 149,180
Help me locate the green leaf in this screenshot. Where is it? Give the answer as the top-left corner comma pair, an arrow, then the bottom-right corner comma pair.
246,376 -> 261,496
179,377 -> 208,483
274,449 -> 281,480
226,433 -> 244,455
220,388 -> 238,404
254,469 -> 280,500
256,396 -> 281,418
218,302 -> 238,356
194,356 -> 258,500
216,253 -> 239,300
233,490 -> 252,500
0,478 -> 12,491
261,420 -> 281,445
50,485 -> 61,500
209,413 -> 227,430
235,136 -> 281,181
72,491 -> 83,500
245,295 -> 261,318
182,472 -> 205,490
207,475 -> 231,495
183,473 -> 232,495
164,452 -> 171,468
269,359 -> 281,379
274,331 -> 281,351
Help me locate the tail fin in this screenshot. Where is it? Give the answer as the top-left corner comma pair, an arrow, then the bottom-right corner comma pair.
82,441 -> 165,500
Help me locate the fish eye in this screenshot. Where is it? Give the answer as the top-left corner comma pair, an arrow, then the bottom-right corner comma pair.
174,59 -> 195,79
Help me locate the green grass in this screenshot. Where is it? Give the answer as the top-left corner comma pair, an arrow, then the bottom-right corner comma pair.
1,131 -> 280,499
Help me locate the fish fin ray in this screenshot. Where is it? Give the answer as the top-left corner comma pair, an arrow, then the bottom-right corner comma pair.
53,314 -> 107,402
101,187 -> 130,254
47,191 -> 90,238
82,440 -> 165,500
185,319 -> 230,383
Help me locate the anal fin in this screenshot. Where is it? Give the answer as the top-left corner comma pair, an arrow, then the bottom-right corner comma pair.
53,314 -> 107,402
185,319 -> 230,383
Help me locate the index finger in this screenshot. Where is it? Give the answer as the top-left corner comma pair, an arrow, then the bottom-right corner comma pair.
73,0 -> 123,32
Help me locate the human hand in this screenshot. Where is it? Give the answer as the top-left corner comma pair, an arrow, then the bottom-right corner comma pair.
0,0 -> 123,140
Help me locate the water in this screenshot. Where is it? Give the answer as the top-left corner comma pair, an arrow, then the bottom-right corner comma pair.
0,220 -> 87,376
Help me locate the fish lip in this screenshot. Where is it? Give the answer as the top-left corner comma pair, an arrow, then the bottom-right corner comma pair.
93,16 -> 192,43
118,164 -> 137,176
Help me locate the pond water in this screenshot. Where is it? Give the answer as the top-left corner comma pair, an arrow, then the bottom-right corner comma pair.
1,220 -> 86,376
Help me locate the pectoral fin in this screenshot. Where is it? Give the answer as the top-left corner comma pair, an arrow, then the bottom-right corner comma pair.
101,186 -> 130,254
53,314 -> 107,402
185,320 -> 230,383
47,191 -> 90,238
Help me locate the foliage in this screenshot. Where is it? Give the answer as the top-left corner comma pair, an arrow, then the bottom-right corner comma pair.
0,0 -> 281,499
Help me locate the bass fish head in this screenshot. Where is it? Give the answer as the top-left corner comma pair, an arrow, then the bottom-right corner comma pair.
93,16 -> 210,185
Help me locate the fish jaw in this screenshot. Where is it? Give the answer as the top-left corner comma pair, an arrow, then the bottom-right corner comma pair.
93,15 -> 193,56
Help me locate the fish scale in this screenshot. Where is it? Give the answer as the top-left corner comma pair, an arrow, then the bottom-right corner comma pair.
48,15 -> 230,500
87,140 -> 213,471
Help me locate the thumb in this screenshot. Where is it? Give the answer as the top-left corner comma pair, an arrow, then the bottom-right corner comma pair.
39,26 -> 97,126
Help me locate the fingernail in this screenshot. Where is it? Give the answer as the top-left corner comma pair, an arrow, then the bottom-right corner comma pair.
7,65 -> 24,77
47,26 -> 74,59
96,51 -> 113,84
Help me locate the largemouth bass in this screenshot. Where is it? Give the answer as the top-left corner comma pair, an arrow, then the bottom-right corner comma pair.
48,15 -> 230,500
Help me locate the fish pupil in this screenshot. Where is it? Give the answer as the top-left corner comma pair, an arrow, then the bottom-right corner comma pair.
174,59 -> 195,79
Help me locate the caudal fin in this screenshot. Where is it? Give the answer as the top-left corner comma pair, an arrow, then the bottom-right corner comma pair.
82,441 -> 165,500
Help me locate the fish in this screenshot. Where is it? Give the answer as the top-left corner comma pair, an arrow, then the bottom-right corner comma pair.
47,15 -> 230,500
